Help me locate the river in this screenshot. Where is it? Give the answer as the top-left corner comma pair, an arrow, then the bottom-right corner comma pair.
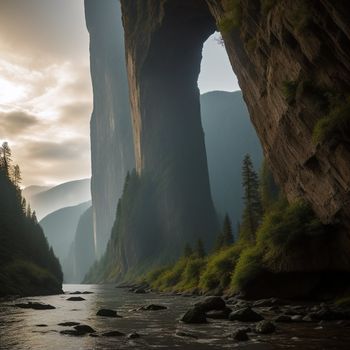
0,284 -> 349,349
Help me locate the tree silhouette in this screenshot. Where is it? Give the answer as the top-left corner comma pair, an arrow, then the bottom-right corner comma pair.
222,214 -> 234,246
240,154 -> 263,242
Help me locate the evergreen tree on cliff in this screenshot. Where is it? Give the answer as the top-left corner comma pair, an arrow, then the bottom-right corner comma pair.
0,143 -> 63,296
240,154 -> 263,242
222,214 -> 234,246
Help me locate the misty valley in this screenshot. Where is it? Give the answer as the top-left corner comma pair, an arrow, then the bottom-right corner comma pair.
1,1 -> 350,350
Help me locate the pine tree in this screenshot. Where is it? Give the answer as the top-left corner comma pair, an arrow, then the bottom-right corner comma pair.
183,243 -> 193,258
240,154 -> 263,242
0,142 -> 12,175
12,164 -> 22,187
222,214 -> 234,246
195,239 -> 205,258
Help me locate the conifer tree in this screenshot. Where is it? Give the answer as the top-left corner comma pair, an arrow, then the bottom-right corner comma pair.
0,142 -> 12,175
222,214 -> 234,246
12,164 -> 22,187
240,154 -> 263,242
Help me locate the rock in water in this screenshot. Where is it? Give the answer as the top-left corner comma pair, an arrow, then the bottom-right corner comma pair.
229,307 -> 264,322
195,296 -> 226,312
233,329 -> 249,341
181,307 -> 207,324
58,322 -> 80,326
15,302 -> 55,310
96,309 -> 120,317
67,297 -> 85,301
74,325 -> 96,335
127,332 -> 140,339
138,304 -> 167,311
102,331 -> 125,337
255,321 -> 276,334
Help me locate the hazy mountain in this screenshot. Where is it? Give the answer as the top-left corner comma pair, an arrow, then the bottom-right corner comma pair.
201,90 -> 263,230
40,201 -> 91,270
64,207 -> 95,283
22,185 -> 51,199
26,178 -> 91,220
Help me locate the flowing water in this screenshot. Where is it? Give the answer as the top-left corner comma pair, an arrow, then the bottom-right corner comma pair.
0,284 -> 349,350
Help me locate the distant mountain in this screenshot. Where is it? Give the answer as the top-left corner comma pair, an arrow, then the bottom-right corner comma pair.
22,185 -> 51,199
40,201 -> 91,271
201,90 -> 263,231
64,207 -> 95,283
26,178 -> 91,220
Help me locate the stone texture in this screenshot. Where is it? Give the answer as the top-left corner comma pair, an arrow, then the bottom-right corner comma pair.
85,0 -> 135,258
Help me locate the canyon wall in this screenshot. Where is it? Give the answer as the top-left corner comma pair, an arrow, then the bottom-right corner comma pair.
85,0 -> 135,257
120,0 -> 350,264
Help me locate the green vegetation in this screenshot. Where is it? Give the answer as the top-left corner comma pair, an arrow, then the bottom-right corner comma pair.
0,142 -> 62,296
218,0 -> 242,33
312,97 -> 350,144
146,154 -> 328,296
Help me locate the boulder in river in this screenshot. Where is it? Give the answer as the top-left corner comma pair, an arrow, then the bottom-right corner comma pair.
127,332 -> 141,339
96,309 -> 120,317
15,302 -> 55,310
195,296 -> 226,312
181,307 -> 207,324
229,307 -> 264,322
233,329 -> 249,341
102,330 -> 125,337
138,304 -> 167,311
309,308 -> 350,321
58,322 -> 80,326
67,297 -> 85,301
60,324 -> 95,336
255,321 -> 276,334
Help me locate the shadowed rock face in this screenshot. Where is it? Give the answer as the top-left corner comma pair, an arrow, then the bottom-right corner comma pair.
121,0 -> 350,264
85,0 -> 135,257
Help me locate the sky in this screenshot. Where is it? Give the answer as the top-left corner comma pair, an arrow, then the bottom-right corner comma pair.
0,0 -> 238,187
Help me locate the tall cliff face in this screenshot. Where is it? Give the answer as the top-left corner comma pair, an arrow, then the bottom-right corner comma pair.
120,0 -> 350,257
85,0 -> 135,257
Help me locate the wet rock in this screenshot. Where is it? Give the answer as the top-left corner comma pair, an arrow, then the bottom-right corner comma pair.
195,296 -> 226,312
253,298 -> 286,307
67,297 -> 85,301
206,307 -> 232,319
15,302 -> 55,310
134,287 -> 147,294
138,304 -> 167,311
90,334 -> 99,337
60,325 -> 95,336
35,324 -> 48,327
102,330 -> 125,337
229,307 -> 264,322
58,322 -> 80,327
127,332 -> 140,339
181,307 -> 207,324
309,308 -> 349,321
74,325 -> 96,335
275,315 -> 292,323
255,321 -> 276,334
233,329 -> 249,341
96,309 -> 120,317
175,331 -> 198,339
69,291 -> 93,295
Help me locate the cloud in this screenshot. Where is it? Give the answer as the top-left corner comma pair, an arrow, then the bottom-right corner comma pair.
24,139 -> 89,161
0,110 -> 40,137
